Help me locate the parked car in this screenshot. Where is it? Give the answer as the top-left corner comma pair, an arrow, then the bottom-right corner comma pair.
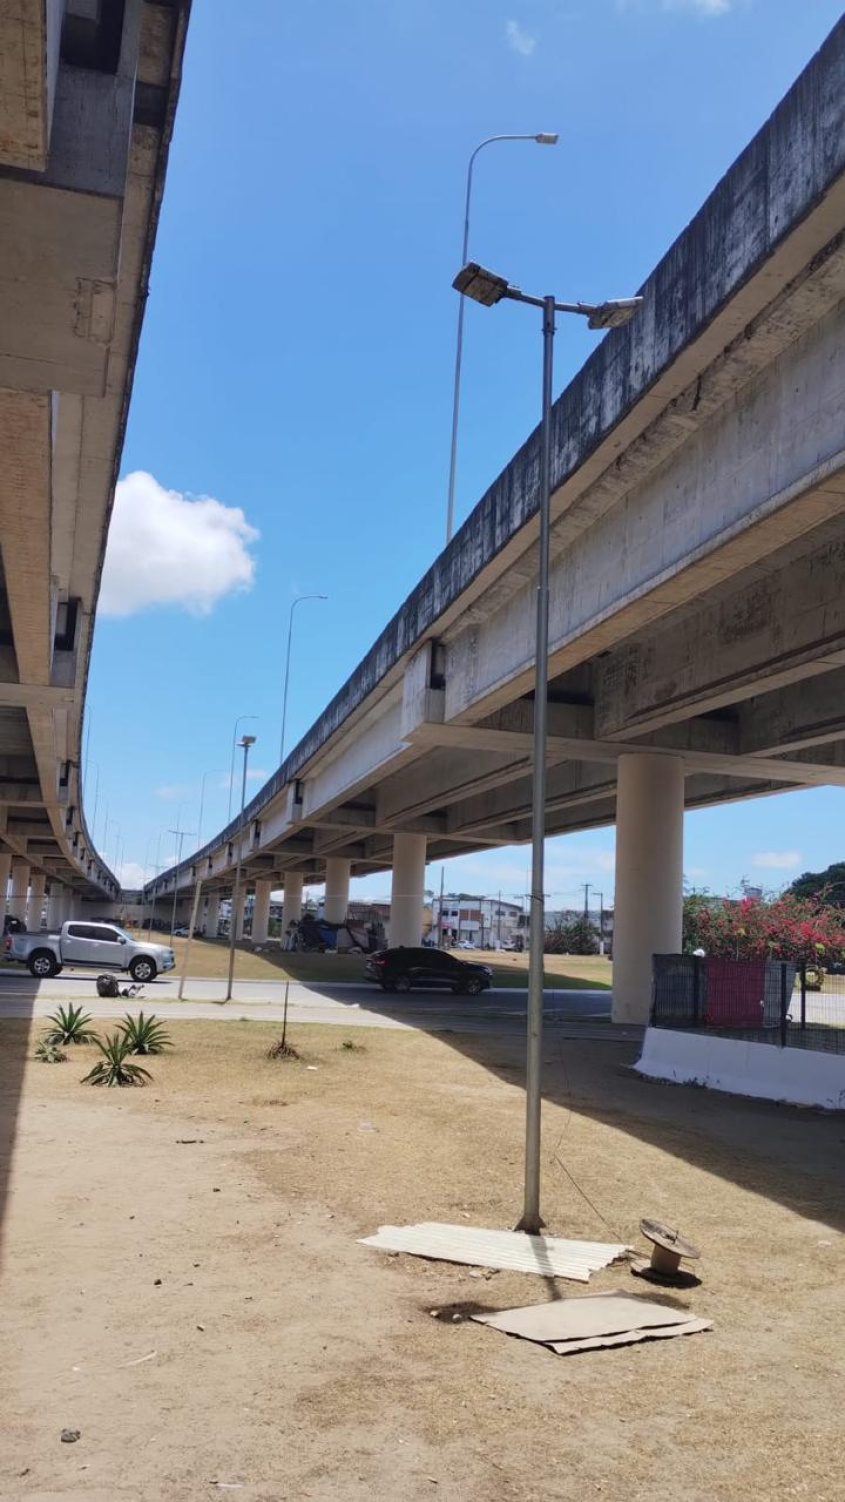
4,920 -> 175,981
365,946 -> 492,996
173,926 -> 190,937
454,940 -> 475,951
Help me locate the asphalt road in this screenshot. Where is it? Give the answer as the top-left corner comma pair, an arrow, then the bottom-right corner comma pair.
0,968 -> 639,1040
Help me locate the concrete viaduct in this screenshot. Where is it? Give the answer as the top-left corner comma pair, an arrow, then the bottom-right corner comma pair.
147,20 -> 845,1023
0,2 -> 189,926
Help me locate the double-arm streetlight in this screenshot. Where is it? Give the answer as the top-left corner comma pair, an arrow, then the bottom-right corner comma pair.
228,715 -> 258,823
279,594 -> 328,764
453,260 -> 642,1234
446,132 -> 558,544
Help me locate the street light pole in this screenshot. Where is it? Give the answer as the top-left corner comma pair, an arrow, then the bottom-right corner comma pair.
453,260 -> 642,1233
226,733 -> 256,1001
279,594 -> 328,764
168,821 -> 196,943
445,132 -> 558,546
228,715 -> 258,824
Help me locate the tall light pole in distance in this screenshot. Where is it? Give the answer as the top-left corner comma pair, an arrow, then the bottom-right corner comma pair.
445,131 -> 558,545
168,818 -> 196,943
279,594 -> 328,764
228,715 -> 258,823
453,260 -> 642,1233
226,733 -> 256,1001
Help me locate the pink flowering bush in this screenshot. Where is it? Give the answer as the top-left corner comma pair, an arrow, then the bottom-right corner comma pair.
683,892 -> 845,964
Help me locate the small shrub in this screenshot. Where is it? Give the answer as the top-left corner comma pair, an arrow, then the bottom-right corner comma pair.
35,1038 -> 66,1063
341,1038 -> 365,1053
267,1037 -> 299,1061
118,1011 -> 172,1055
81,1033 -> 153,1088
43,1004 -> 97,1046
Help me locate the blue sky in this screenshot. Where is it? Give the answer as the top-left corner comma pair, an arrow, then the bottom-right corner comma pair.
86,0 -> 845,906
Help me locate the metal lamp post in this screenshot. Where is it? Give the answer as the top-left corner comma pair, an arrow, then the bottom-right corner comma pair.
445,132 -> 558,545
453,260 -> 642,1233
226,733 -> 256,1001
228,715 -> 258,823
279,594 -> 328,764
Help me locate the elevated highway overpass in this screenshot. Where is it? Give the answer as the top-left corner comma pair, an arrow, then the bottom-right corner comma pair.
0,1 -> 189,925
139,17 -> 842,1020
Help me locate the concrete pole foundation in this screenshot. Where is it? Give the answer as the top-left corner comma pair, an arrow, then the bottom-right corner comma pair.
8,859 -> 30,924
389,832 -> 427,947
252,878 -> 272,944
324,857 -> 350,925
235,890 -> 248,941
612,752 -> 685,1025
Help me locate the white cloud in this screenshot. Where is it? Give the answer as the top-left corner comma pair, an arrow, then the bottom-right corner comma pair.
751,851 -> 802,871
114,860 -> 148,889
505,19 -> 537,55
665,0 -> 732,13
100,471 -> 259,619
618,0 -> 732,12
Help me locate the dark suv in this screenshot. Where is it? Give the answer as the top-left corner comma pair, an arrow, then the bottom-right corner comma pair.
365,946 -> 493,995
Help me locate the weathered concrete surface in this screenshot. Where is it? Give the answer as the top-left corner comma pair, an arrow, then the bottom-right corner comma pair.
0,1 -> 191,907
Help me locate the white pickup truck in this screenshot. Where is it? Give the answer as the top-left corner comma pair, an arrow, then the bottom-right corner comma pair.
4,921 -> 175,981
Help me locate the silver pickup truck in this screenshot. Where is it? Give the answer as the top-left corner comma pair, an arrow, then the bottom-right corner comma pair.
4,920 -> 175,981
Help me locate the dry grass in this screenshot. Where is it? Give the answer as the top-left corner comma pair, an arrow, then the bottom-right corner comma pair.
132,931 -> 613,989
2,1014 -> 843,1500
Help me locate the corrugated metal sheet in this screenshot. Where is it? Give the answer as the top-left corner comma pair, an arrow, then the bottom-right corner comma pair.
359,1222 -> 629,1281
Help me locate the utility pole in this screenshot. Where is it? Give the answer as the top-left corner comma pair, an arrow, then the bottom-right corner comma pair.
226,733 -> 256,1001
439,866 -> 445,948
583,882 -> 591,923
168,819 -> 196,942
497,889 -> 502,946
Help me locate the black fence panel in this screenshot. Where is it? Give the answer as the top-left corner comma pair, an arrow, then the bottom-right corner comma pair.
651,955 -> 845,1054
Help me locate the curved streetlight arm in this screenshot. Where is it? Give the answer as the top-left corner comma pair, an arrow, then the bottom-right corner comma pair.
446,132 -> 558,546
228,714 -> 258,823
279,594 -> 328,765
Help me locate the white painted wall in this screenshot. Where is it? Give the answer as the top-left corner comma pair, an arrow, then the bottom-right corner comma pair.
636,1028 -> 845,1111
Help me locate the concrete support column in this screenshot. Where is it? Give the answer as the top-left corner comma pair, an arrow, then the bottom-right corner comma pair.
389,833 -> 427,947
252,878 -> 272,944
46,885 -> 65,929
8,859 -> 30,923
27,872 -> 46,929
0,852 -> 12,914
235,890 -> 248,941
324,857 -> 350,925
281,873 -> 303,938
612,753 -> 685,1025
204,892 -> 220,937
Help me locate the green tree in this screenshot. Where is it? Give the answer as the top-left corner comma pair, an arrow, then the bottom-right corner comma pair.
788,862 -> 845,908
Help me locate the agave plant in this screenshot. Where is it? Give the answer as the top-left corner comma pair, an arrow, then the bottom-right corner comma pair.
118,1011 -> 172,1055
35,1037 -> 67,1063
81,1032 -> 153,1088
43,1003 -> 97,1046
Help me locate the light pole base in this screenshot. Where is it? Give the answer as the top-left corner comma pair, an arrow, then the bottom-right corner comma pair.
514,1213 -> 546,1235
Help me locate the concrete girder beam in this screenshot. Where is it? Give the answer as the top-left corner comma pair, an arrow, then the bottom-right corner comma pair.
595,528 -> 845,740
738,668 -> 845,755
443,297 -> 845,727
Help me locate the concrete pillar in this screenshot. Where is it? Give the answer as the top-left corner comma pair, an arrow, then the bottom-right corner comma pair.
235,890 -> 248,941
612,753 -> 685,1025
252,878 -> 272,944
8,859 -> 29,923
324,857 -> 350,925
281,872 -> 303,938
0,851 -> 12,914
27,872 -> 46,929
389,832 -> 427,947
46,885 -> 65,929
204,891 -> 220,937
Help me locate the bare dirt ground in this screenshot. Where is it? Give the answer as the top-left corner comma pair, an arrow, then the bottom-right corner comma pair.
131,932 -> 613,989
2,1014 -> 843,1501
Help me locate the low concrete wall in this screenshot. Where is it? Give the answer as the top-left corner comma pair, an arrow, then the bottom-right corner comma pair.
635,1027 -> 845,1110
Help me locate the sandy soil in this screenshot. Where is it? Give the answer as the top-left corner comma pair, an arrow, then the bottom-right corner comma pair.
2,1014 -> 843,1501
128,932 -> 613,990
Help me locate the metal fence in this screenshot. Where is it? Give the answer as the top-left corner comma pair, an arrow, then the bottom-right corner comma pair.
652,954 -> 845,1054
